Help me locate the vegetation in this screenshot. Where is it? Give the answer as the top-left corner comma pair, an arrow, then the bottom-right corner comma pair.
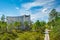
0,9 -> 60,40
1,14 -> 5,22
48,9 -> 60,40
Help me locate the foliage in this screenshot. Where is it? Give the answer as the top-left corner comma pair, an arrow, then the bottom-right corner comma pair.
15,32 -> 44,40
31,20 -> 46,34
24,21 -> 30,30
14,22 -> 21,27
49,9 -> 58,22
48,9 -> 60,40
0,20 -> 45,40
0,21 -> 7,32
1,14 -> 5,22
0,9 -> 60,40
13,22 -> 21,30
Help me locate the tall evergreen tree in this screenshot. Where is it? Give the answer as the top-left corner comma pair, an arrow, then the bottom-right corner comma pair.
49,9 -> 58,21
1,14 -> 5,22
48,9 -> 60,40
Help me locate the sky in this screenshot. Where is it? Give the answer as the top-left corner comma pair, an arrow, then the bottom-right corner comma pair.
0,0 -> 60,22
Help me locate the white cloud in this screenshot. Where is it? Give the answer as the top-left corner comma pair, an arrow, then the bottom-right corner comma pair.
42,8 -> 48,13
16,7 -> 20,10
19,8 -> 31,15
18,0 -> 55,22
19,7 -> 50,22
22,0 -> 54,10
22,2 -> 43,10
31,10 -> 49,22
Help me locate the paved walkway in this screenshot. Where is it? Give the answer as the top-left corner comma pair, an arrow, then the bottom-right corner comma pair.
44,29 -> 50,40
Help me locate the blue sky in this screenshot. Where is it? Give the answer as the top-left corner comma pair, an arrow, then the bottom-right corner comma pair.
0,0 -> 60,22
